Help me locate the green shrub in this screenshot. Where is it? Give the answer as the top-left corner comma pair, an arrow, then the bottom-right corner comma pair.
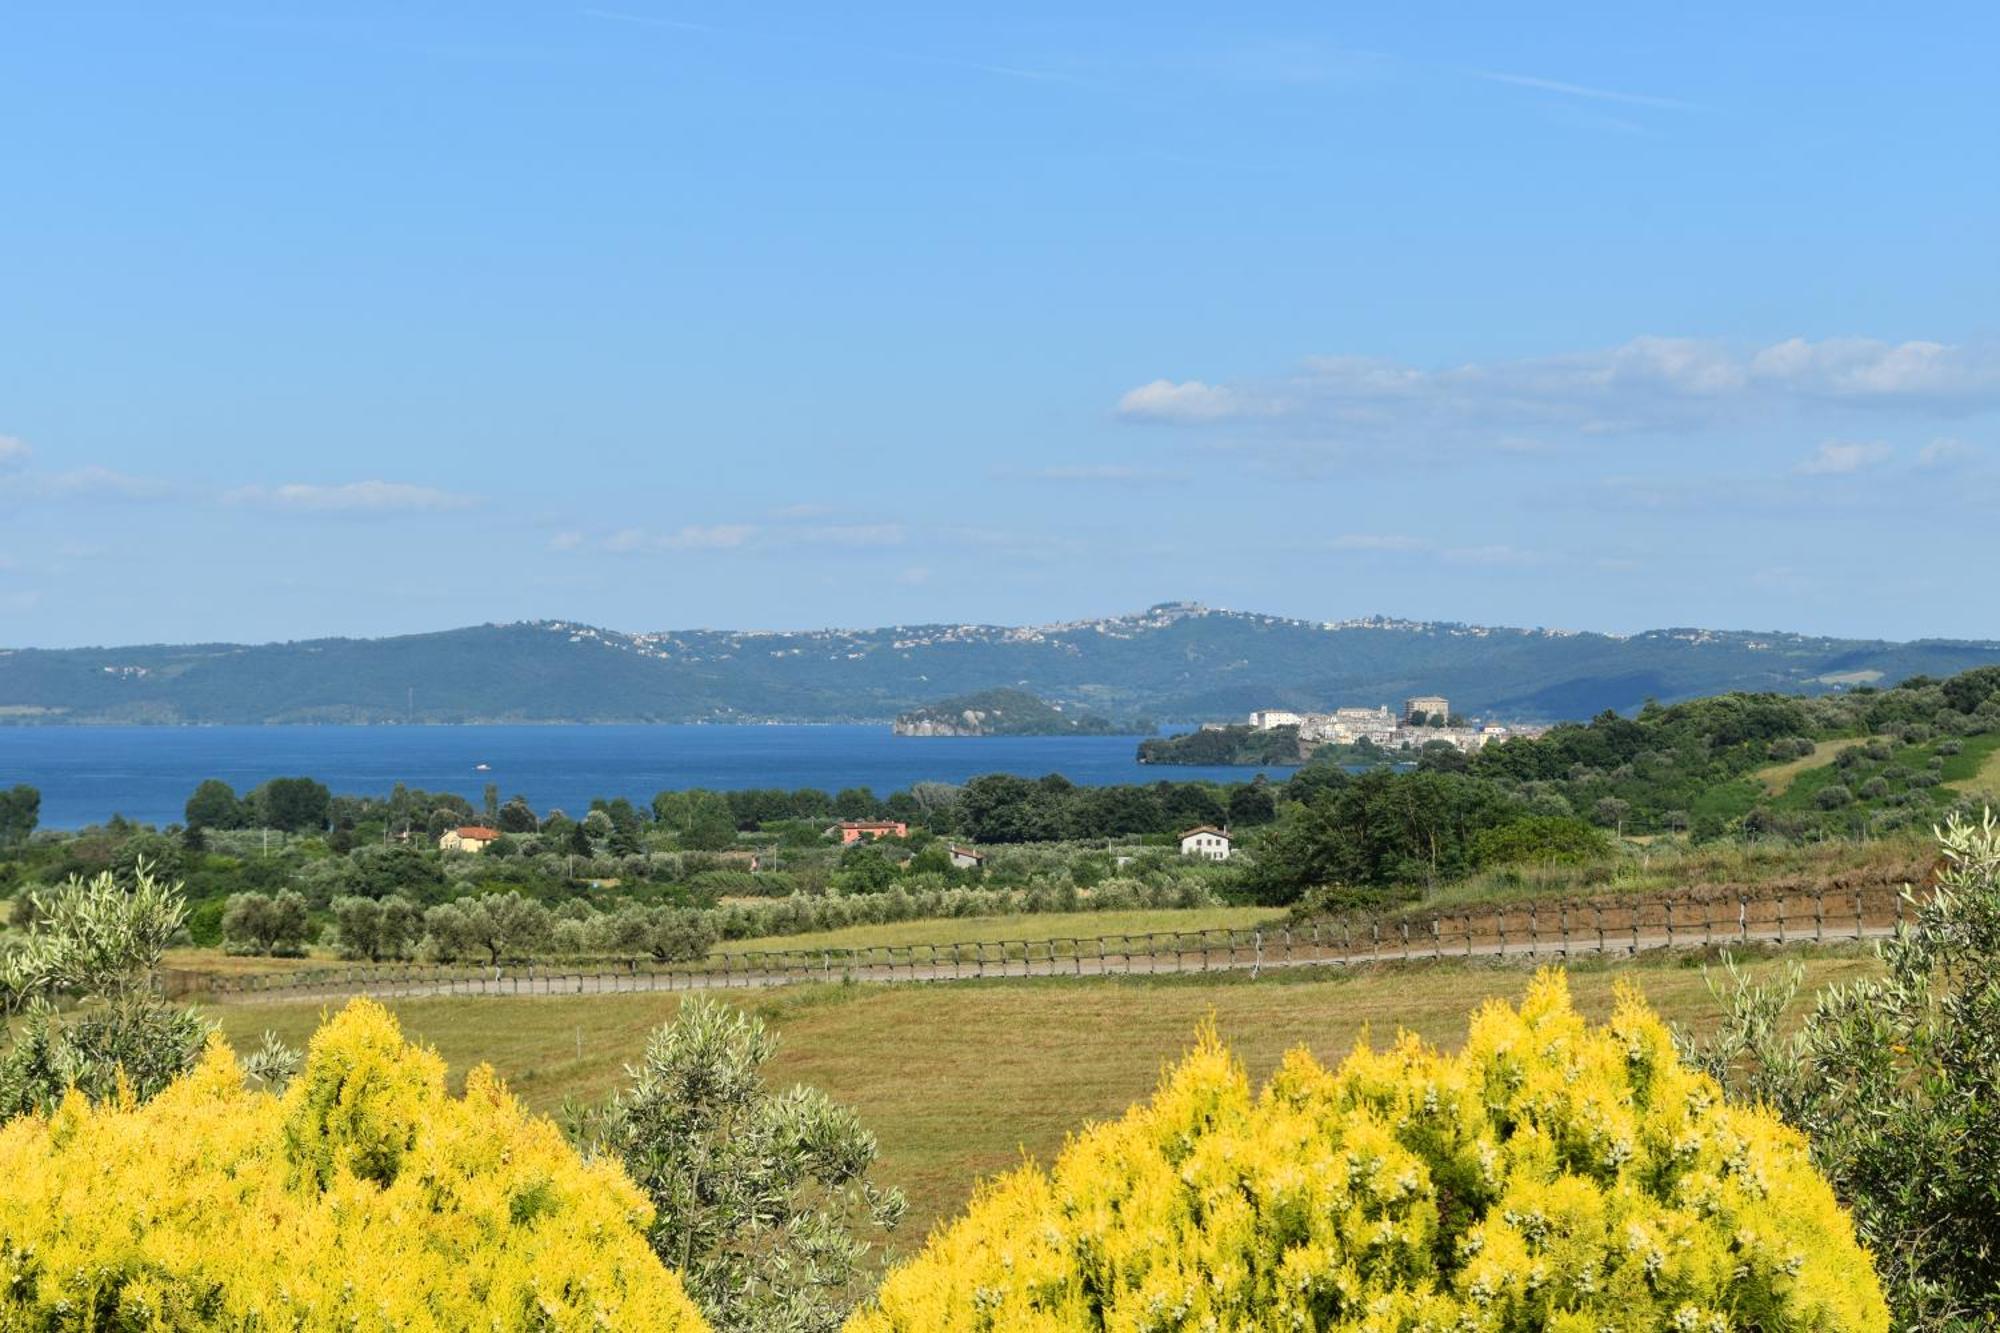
1683,811 -> 2000,1328
1471,814 -> 1611,866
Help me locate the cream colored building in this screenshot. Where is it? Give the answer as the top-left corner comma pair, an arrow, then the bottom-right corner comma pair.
1178,826 -> 1233,861
1404,694 -> 1451,724
1246,709 -> 1305,729
438,825 -> 501,853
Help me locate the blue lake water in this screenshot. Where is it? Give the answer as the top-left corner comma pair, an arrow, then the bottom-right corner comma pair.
0,726 -> 1282,829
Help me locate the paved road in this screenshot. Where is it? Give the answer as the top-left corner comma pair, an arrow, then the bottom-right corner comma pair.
212,919 -> 1894,1005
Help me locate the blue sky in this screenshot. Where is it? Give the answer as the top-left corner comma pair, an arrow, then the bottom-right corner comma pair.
2,2 -> 1996,647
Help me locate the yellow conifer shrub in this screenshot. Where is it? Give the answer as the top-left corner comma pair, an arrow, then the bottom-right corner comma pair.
0,998 -> 710,1331
848,972 -> 1889,1333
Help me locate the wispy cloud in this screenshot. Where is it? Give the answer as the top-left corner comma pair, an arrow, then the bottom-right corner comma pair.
1794,440 -> 1892,476
1116,335 -> 2000,454
1474,69 -> 1694,111
1116,379 -> 1251,423
1917,437 -> 1977,470
0,465 -> 174,502
224,481 -> 477,512
600,524 -> 758,553
0,436 -> 29,469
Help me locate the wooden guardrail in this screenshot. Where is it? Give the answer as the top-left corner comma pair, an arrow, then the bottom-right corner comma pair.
169,881 -> 1921,1004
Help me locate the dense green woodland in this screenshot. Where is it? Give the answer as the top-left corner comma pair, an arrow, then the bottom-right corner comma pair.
2,667 -> 1997,965
5,604 -> 1999,722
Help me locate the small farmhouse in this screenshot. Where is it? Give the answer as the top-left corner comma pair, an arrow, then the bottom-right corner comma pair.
827,819 -> 909,844
948,845 -> 985,870
439,825 -> 501,854
1178,825 -> 1233,861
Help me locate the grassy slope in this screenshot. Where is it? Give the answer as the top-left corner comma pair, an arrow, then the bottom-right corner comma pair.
207,952 -> 1878,1242
1756,738 -> 1866,794
1945,732 -> 2000,800
1415,832 -> 1929,912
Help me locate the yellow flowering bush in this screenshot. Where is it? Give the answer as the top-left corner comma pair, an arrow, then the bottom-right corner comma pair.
0,998 -> 709,1331
848,972 -> 1888,1333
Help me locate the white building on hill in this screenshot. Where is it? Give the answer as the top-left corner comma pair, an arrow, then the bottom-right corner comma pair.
1178,826 -> 1234,860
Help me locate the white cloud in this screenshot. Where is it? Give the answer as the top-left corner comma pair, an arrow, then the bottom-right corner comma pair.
1749,338 -> 2000,402
1917,437 -> 1977,470
546,531 -> 586,551
1474,70 -> 1694,111
1115,335 -> 2000,446
0,436 -> 29,468
1794,441 -> 1892,476
602,524 -> 757,553
225,480 -> 477,512
1116,378 -> 1246,423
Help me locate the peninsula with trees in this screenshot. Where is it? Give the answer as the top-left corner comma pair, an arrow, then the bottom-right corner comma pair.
891,687 -> 1149,737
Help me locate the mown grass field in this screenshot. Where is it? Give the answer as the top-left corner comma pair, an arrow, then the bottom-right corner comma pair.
711,905 -> 1287,955
207,950 -> 1880,1243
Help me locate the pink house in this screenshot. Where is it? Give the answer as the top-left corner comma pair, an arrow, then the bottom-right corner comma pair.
826,819 -> 909,844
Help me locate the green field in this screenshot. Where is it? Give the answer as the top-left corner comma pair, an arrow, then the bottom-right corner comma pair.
1945,732 -> 2000,799
207,951 -> 1880,1242
1755,738 -> 1866,794
713,906 -> 1287,956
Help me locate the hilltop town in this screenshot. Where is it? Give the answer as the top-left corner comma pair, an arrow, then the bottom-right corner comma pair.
1140,694 -> 1549,765
1243,693 -> 1546,755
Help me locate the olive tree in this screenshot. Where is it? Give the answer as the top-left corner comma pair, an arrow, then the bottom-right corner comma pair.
1681,810 -> 2000,1329
221,890 -> 314,956
0,865 -> 210,1118
579,997 -> 905,1333
330,894 -> 420,962
422,891 -> 551,964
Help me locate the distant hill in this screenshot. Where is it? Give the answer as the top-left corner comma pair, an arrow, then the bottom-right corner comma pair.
4,603 -> 1998,726
892,688 -> 1145,737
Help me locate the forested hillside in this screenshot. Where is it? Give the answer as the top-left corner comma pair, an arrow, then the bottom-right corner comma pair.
4,603 -> 1997,724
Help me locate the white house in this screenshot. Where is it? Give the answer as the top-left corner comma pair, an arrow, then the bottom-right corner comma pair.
1178,826 -> 1233,861
948,845 -> 986,870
